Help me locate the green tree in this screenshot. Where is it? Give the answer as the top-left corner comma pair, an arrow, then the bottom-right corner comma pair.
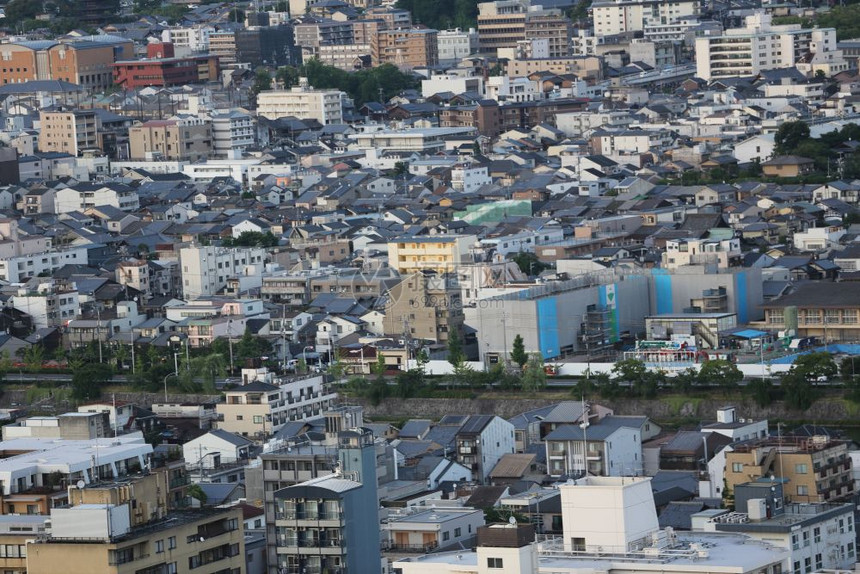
250,68 -> 273,102
792,352 -> 838,383
416,348 -> 429,382
511,252 -> 548,276
671,368 -> 699,394
774,121 -> 811,155
511,335 -> 528,368
23,344 -> 44,372
746,378 -> 774,408
782,370 -> 817,411
521,354 -> 547,392
447,330 -> 464,368
187,484 -> 208,505
71,364 -> 113,402
698,359 -> 743,394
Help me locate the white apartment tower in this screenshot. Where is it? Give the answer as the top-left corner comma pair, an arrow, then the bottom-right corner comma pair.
179,245 -> 267,299
591,0 -> 700,36
256,78 -> 345,125
696,13 -> 848,80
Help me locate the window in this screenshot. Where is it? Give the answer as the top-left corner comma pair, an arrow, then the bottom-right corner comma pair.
815,553 -> 822,570
156,539 -> 164,554
168,536 -> 176,550
732,462 -> 743,472
804,557 -> 811,572
236,415 -> 244,421
572,537 -> 586,552
813,527 -> 821,543
795,464 -> 808,474
443,531 -> 450,541
487,558 -> 504,568
793,561 -> 801,574
797,485 -> 808,496
253,415 -> 263,424
454,527 -> 461,537
167,563 -> 177,574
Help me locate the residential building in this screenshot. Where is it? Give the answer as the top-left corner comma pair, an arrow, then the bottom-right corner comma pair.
373,28 -> 439,69
161,26 -> 215,54
216,376 -> 337,439
273,429 -> 382,574
477,0 -> 526,54
545,415 -> 656,477
256,80 -> 345,124
382,271 -> 465,345
28,504 -> 245,574
453,415 -> 515,484
9,282 -> 79,329
182,429 -> 254,470
762,282 -> 860,343
0,219 -> 88,283
702,482 -> 856,574
792,226 -> 846,252
209,110 -> 256,159
592,0 -> 700,36
178,245 -> 267,299
695,14 -> 848,81
38,109 -> 101,156
724,435 -> 854,503
384,507 -> 485,552
0,514 -> 48,574
54,183 -> 140,213
387,235 -> 477,274
128,118 -> 213,162
662,238 -> 743,270
438,28 -> 478,64
395,476 -> 789,574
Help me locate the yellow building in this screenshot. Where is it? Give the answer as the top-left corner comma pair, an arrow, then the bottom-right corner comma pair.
128,118 -> 212,161
382,272 -> 465,344
38,109 -> 102,156
27,507 -> 245,574
26,469 -> 243,574
387,235 -> 477,274
724,436 -> 853,503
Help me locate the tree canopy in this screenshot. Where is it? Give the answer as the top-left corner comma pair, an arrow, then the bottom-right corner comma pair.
394,0 -> 478,30
277,60 -> 419,107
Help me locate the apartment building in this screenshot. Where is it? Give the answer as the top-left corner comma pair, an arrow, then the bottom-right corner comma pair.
545,415 -> 656,477
384,507 -> 485,552
592,0 -> 699,36
28,504 -> 244,574
273,429 -> 381,574
453,415 -> 516,483
216,375 -> 337,439
382,271 -> 465,344
477,0 -> 528,54
208,30 -> 238,66
396,476 -> 789,574
161,26 -> 215,54
256,80 -> 344,124
703,482 -> 856,574
438,28 -> 478,64
524,12 -> 573,58
387,235 -> 477,274
662,238 -> 743,270
178,245 -> 267,299
294,17 -> 354,59
695,13 -> 847,81
373,28 -> 439,69
54,183 -> 140,213
9,282 -> 80,329
209,110 -> 256,159
129,118 -> 212,162
724,436 -> 854,503
38,109 -> 101,156
0,219 -> 88,282
0,37 -> 134,90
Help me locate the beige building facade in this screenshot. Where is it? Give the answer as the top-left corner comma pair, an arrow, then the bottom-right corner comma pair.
38,109 -> 102,156
129,118 -> 212,161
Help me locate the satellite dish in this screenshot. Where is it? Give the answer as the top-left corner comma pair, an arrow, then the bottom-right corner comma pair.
76,480 -> 86,490
508,516 -> 517,525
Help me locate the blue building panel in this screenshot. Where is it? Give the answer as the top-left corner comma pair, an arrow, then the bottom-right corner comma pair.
537,297 -> 560,359
655,271 -> 673,314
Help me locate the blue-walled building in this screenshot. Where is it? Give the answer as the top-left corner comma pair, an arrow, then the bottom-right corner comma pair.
273,428 -> 381,574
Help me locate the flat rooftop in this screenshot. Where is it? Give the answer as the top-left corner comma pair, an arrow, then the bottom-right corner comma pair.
396,532 -> 787,572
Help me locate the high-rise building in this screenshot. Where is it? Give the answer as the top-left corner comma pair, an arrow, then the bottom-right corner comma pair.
373,28 -> 439,69
178,245 -> 268,299
478,0 -> 570,57
695,13 -> 848,80
128,118 -> 212,162
382,271 -> 465,345
273,429 -> 382,574
38,109 -> 102,156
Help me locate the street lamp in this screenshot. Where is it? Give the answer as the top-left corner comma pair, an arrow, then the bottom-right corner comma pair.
302,346 -> 313,373
163,372 -> 177,402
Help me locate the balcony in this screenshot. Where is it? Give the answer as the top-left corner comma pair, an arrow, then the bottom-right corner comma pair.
385,541 -> 439,553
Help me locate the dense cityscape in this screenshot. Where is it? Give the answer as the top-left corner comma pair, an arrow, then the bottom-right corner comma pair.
0,0 -> 856,572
